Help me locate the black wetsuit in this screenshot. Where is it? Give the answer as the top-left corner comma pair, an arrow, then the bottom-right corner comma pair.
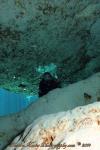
38,78 -> 61,97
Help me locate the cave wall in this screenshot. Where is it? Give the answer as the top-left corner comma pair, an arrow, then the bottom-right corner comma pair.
0,0 -> 100,94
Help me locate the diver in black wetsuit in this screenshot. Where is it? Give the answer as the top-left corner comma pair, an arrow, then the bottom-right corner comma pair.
38,72 -> 61,97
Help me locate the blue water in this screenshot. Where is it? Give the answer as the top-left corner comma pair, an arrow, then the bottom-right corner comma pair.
0,89 -> 38,116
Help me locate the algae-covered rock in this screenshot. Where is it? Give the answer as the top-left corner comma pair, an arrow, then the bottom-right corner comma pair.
0,0 -> 100,94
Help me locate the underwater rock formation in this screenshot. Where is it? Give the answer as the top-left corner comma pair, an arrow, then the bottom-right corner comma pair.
5,102 -> 100,150
0,72 -> 100,150
0,0 -> 100,94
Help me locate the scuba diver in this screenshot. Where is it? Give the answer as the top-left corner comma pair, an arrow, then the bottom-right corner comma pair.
38,72 -> 61,97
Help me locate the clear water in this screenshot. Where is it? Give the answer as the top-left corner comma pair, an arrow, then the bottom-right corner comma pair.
0,89 -> 38,116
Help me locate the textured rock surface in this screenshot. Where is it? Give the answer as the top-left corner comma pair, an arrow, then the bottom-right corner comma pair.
0,72 -> 100,150
5,102 -> 100,150
0,0 -> 100,94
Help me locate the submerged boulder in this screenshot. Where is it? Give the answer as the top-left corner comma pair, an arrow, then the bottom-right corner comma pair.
5,102 -> 100,150
0,72 -> 100,150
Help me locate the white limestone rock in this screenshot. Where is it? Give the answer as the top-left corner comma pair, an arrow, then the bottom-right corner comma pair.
0,73 -> 100,150
5,102 -> 100,150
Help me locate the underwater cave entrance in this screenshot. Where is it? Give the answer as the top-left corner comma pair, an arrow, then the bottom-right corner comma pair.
0,88 -> 38,116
